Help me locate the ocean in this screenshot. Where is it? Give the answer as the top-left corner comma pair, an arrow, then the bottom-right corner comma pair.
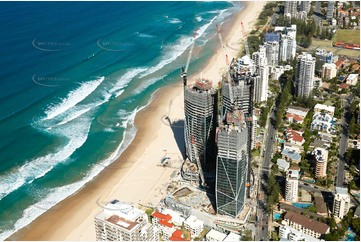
0,1 -> 243,239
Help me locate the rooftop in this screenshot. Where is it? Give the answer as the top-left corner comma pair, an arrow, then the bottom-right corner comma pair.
335,186 -> 349,195
224,232 -> 242,241
170,229 -> 188,241
206,229 -> 227,241
314,104 -> 335,114
277,158 -> 290,170
282,149 -> 301,161
106,214 -> 138,231
284,211 -> 330,234
314,196 -> 328,215
193,79 -> 213,91
226,110 -> 245,126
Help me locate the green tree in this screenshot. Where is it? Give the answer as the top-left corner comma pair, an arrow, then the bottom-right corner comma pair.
241,230 -> 253,241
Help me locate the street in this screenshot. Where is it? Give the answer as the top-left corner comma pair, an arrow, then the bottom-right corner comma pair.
336,95 -> 353,187
255,107 -> 277,241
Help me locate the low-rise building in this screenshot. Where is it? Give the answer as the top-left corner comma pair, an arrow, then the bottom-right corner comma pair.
346,74 -> 359,85
281,149 -> 301,163
224,232 -> 242,241
94,200 -> 155,241
277,158 -> 290,171
313,104 -> 335,116
170,229 -> 188,241
205,229 -> 227,241
184,215 -> 203,239
333,187 -> 351,219
152,211 -> 175,240
311,112 -> 336,134
279,225 -> 321,241
314,195 -> 328,217
285,106 -> 309,124
286,128 -> 305,145
282,211 -> 330,238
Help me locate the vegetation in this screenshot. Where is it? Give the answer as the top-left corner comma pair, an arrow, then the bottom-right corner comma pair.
257,1 -> 278,25
324,211 -> 360,241
251,148 -> 260,157
241,230 -> 253,241
333,29 -> 361,44
275,71 -> 293,129
145,208 -> 155,223
265,169 -> 281,212
247,35 -> 263,56
291,18 -> 317,48
349,100 -> 360,139
270,230 -> 280,241
194,228 -> 209,241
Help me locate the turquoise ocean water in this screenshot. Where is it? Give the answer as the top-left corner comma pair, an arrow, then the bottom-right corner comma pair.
0,1 -> 243,238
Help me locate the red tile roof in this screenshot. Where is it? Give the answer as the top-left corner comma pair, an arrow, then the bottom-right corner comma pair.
152,211 -> 172,221
152,211 -> 174,228
293,115 -> 303,122
339,83 -> 349,89
335,60 -> 344,68
286,113 -> 293,119
287,128 -> 304,143
159,219 -> 174,228
170,230 -> 188,241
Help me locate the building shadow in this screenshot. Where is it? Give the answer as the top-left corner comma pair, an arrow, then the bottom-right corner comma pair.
168,118 -> 186,160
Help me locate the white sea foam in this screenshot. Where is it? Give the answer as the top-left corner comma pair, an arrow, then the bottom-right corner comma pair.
133,75 -> 166,95
167,17 -> 182,24
196,16 -> 203,22
0,119 -> 92,201
44,77 -> 104,120
0,109 -> 139,242
109,68 -> 147,97
139,13 -> 220,79
56,106 -> 92,126
136,32 -> 155,38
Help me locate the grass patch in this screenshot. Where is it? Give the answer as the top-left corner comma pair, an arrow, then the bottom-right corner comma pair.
333,29 -> 360,44
310,38 -> 360,58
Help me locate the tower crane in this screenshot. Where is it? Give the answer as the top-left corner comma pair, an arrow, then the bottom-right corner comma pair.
216,24 -> 234,106
241,22 -> 250,58
181,30 -> 198,86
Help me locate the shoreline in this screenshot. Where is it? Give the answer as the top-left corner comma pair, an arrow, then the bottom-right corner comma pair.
7,1 -> 266,240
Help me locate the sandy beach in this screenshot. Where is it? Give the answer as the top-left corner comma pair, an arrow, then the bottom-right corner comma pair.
8,1 -> 266,240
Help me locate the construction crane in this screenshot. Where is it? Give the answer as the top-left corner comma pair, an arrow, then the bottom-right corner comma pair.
216,24 -> 234,106
181,30 -> 198,86
241,22 -> 250,58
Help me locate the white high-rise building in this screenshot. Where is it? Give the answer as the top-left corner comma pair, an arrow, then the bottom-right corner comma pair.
94,200 -> 155,241
265,41 -> 279,67
333,187 -> 351,219
254,65 -> 269,103
300,1 -> 310,13
285,169 -> 299,202
252,45 -> 267,74
326,1 -> 335,19
284,1 -> 298,18
279,25 -> 297,62
296,52 -> 316,97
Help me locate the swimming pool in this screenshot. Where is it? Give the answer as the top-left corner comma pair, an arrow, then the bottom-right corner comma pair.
274,213 -> 281,220
293,203 -> 312,209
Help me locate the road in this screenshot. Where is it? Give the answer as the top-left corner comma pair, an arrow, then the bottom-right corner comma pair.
336,95 -> 353,187
255,107 -> 277,241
